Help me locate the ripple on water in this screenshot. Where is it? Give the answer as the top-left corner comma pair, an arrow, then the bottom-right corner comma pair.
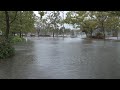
1,37 -> 120,79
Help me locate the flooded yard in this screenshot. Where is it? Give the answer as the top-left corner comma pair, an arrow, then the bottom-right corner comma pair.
0,37 -> 120,79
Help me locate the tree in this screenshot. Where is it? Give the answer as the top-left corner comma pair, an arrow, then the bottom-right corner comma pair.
37,11 -> 47,36
39,11 -> 46,19
60,11 -> 65,38
105,13 -> 120,39
65,11 -> 97,38
10,11 -> 35,37
94,11 -> 109,39
108,11 -> 120,39
46,11 -> 61,37
35,16 -> 41,37
3,11 -> 18,39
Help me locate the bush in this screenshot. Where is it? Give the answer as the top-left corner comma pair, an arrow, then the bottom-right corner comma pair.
10,36 -> 25,44
91,33 -> 104,39
0,38 -> 15,59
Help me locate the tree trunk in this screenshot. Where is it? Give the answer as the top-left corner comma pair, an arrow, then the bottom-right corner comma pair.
12,32 -> 15,36
101,23 -> 105,40
5,11 -> 10,40
103,30 -> 105,39
14,32 -> 15,36
38,32 -> 39,37
57,29 -> 59,37
19,31 -> 22,37
22,33 -> 24,37
63,30 -> 64,38
117,30 -> 118,40
37,29 -> 40,37
85,32 -> 88,38
20,11 -> 22,38
91,33 -> 92,38
90,29 -> 93,38
53,31 -> 54,37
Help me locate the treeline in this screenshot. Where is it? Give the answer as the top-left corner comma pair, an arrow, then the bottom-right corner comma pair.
65,11 -> 120,39
0,11 -> 35,59
1,11 -> 120,40
0,11 -> 70,39
35,11 -> 67,37
0,11 -> 35,39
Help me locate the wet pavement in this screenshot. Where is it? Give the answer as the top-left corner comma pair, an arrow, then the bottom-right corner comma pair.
1,37 -> 120,79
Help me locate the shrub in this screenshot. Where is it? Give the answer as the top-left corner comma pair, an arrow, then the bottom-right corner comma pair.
91,33 -> 104,39
10,36 -> 25,44
0,38 -> 15,59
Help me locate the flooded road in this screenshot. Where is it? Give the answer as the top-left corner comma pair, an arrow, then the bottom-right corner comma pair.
1,37 -> 120,79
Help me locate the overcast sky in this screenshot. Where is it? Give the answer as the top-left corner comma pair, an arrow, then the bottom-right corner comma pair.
34,11 -> 39,16
33,11 -> 78,30
34,11 -> 68,17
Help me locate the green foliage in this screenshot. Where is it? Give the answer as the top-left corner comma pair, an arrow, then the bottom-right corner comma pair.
1,11 -> 120,40
39,11 -> 46,19
94,33 -> 104,39
11,11 -> 35,34
10,36 -> 25,44
0,11 -> 35,36
0,38 -> 15,59
65,11 -> 120,39
0,11 -> 35,59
